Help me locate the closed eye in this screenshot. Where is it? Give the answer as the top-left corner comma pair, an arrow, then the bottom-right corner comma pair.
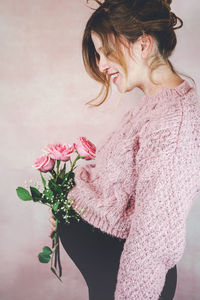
96,52 -> 100,60
104,50 -> 113,57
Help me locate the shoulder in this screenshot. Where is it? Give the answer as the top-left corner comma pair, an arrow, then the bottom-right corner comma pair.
140,83 -> 200,137
136,84 -> 200,162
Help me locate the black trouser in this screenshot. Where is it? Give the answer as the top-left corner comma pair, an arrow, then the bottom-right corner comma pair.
57,207 -> 177,300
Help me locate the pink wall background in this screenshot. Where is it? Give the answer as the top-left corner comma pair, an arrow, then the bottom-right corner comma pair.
0,1 -> 200,299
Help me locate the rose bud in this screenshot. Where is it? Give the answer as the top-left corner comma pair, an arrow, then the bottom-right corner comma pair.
33,154 -> 55,172
76,137 -> 96,160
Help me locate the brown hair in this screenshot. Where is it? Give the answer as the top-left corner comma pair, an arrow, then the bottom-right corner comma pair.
82,0 -> 193,107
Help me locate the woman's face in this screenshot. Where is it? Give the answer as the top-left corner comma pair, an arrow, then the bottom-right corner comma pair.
91,31 -> 144,93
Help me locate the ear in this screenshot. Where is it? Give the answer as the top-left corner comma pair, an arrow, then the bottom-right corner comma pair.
139,34 -> 153,59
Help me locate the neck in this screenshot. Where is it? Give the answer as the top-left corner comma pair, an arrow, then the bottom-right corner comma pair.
138,63 -> 184,96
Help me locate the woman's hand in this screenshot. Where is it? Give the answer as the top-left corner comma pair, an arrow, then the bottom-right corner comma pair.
49,211 -> 57,237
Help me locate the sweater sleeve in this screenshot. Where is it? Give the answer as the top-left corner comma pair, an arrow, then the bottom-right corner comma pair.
114,114 -> 200,299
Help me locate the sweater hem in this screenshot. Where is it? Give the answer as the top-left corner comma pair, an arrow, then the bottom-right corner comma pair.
68,192 -> 128,240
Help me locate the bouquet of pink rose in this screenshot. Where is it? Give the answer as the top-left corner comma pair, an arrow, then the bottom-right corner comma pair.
16,137 -> 96,281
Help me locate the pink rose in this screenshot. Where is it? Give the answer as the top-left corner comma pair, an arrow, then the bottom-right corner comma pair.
76,137 -> 96,160
43,143 -> 76,161
33,154 -> 55,172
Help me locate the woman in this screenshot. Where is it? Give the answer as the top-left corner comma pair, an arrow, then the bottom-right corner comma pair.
50,0 -> 200,299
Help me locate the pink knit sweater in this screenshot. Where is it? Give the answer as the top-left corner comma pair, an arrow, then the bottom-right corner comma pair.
68,80 -> 200,300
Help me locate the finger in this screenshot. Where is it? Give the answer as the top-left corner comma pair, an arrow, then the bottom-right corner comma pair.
49,230 -> 54,238
51,223 -> 56,230
49,226 -> 57,236
50,219 -> 57,228
50,215 -> 56,222
49,228 -> 57,238
49,216 -> 56,224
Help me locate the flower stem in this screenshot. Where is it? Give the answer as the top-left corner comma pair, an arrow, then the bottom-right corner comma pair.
55,160 -> 61,183
70,155 -> 81,172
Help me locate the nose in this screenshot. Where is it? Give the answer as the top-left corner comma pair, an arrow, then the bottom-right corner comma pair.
98,55 -> 110,73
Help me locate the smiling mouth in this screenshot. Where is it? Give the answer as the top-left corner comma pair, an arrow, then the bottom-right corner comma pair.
110,72 -> 119,84
112,73 -> 119,78
109,72 -> 119,77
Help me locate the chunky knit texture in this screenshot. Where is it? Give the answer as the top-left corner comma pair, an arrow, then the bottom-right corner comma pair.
68,80 -> 200,300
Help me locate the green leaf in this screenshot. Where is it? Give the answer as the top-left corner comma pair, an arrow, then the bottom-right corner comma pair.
67,171 -> 75,180
49,180 -> 62,194
48,179 -> 56,191
49,169 -> 56,178
43,189 -> 54,201
50,231 -> 57,240
16,187 -> 32,201
63,171 -> 75,188
52,201 -> 60,212
30,186 -> 42,202
40,172 -> 46,188
38,252 -> 51,263
42,246 -> 53,255
63,171 -> 70,181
